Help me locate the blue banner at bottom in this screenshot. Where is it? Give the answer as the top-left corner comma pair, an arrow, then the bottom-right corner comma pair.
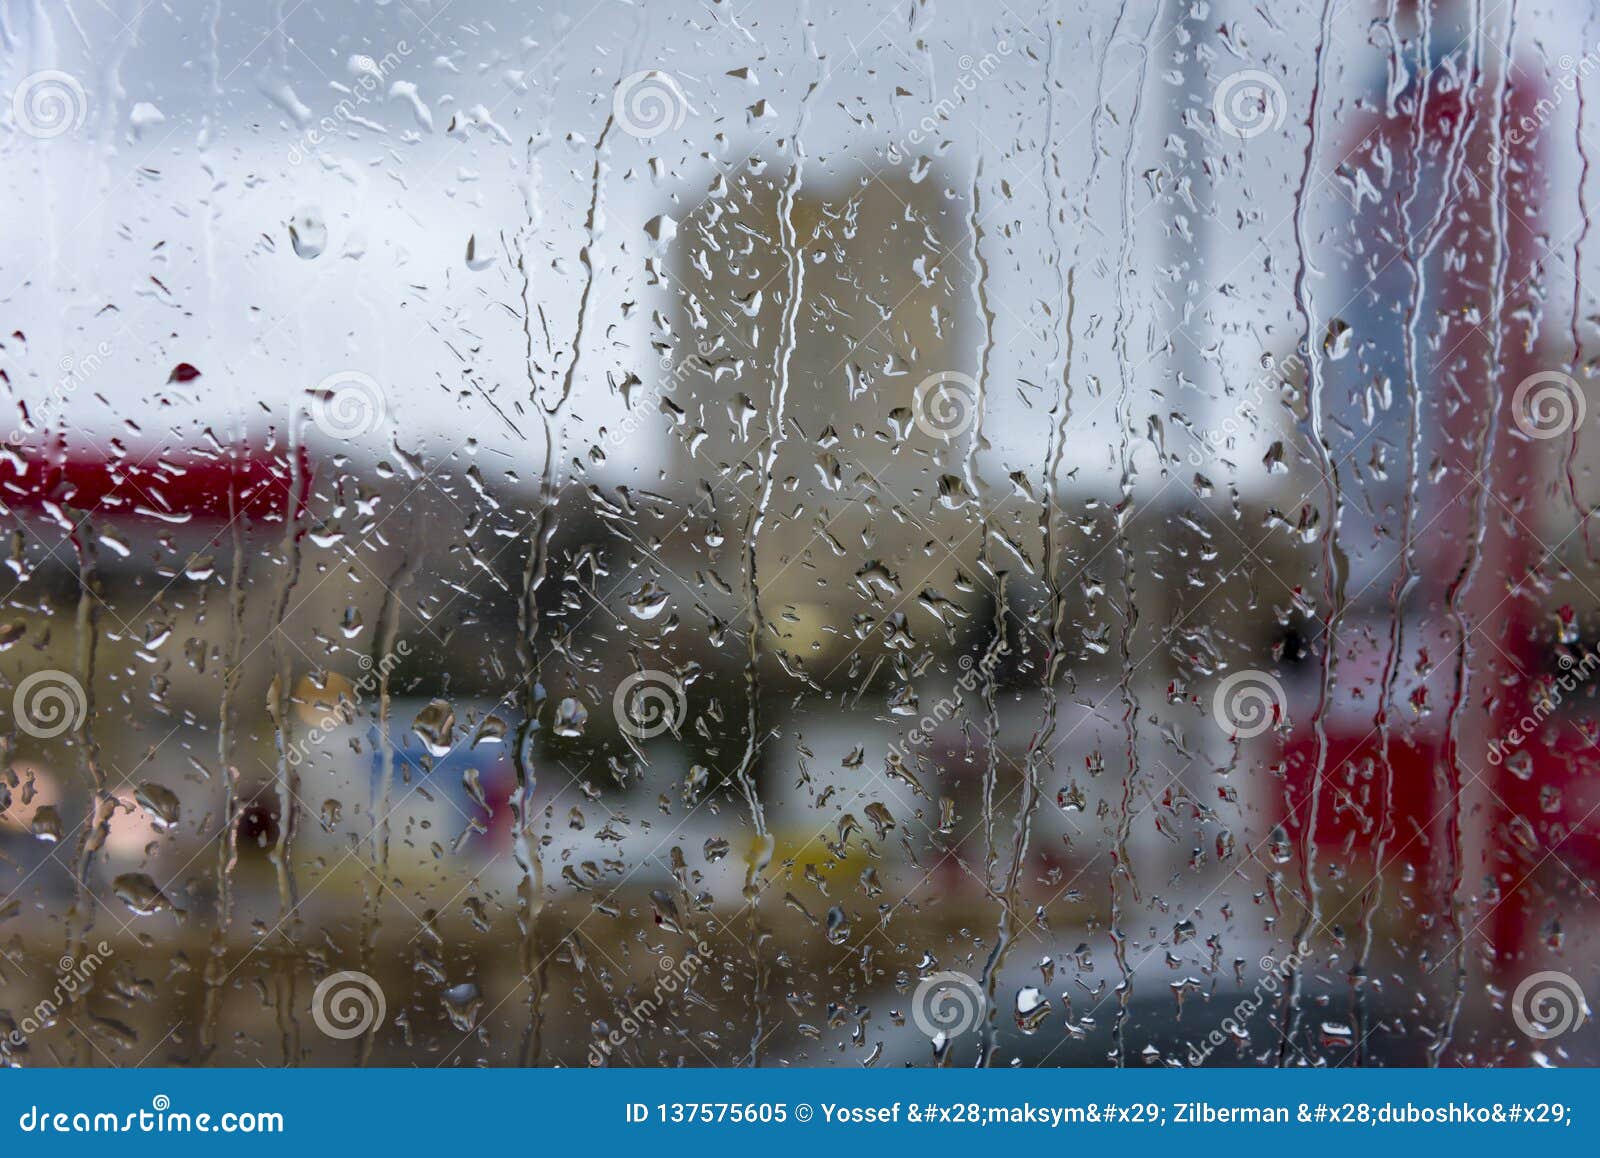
1,1068 -> 1592,1153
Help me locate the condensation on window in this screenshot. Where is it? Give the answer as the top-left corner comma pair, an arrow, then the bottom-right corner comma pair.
0,0 -> 1596,1067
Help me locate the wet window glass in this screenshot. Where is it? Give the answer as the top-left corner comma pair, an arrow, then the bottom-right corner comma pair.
1,0 -> 1595,1067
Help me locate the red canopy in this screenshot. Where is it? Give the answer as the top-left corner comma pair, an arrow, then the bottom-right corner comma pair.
0,438 -> 311,525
